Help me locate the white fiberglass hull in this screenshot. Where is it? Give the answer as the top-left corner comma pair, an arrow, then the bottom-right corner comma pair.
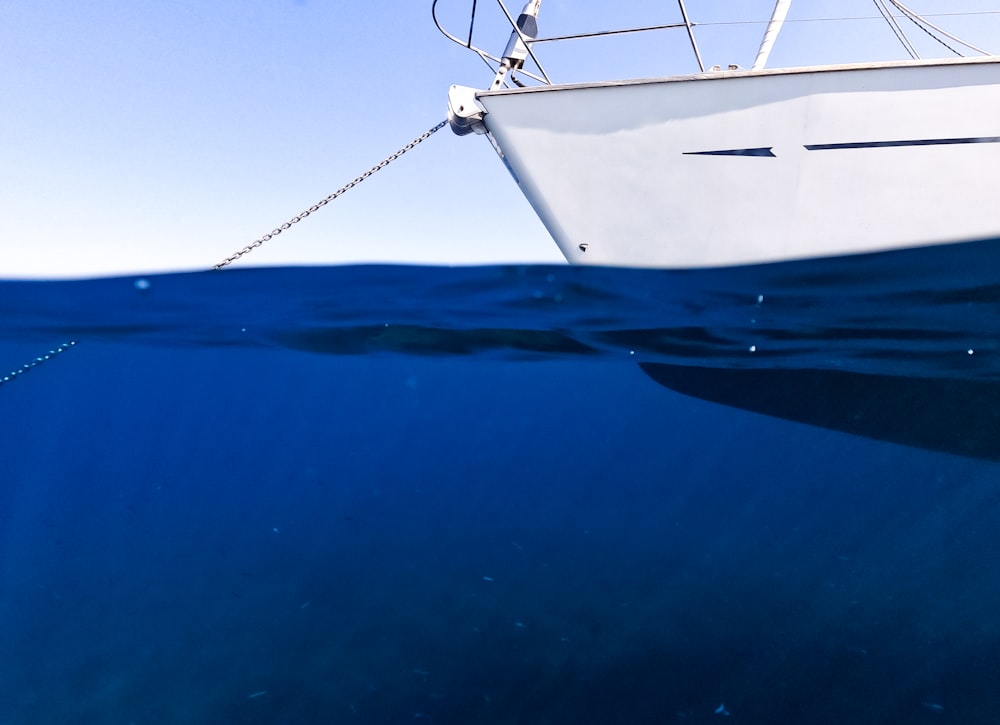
478,56 -> 1000,268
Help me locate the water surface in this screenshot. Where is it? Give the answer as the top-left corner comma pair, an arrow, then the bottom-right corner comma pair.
2,243 -> 999,723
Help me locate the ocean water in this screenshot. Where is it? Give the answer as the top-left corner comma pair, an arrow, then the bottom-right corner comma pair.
2,242 -> 1000,724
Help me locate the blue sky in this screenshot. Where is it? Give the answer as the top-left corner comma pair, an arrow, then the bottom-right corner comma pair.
3,1 -> 999,277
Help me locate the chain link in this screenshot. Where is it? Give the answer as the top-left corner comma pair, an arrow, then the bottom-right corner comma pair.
1,341 -> 77,387
212,120 -> 449,270
1,123 -> 448,393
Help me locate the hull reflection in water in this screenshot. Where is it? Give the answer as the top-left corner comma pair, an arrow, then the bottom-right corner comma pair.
641,363 -> 1000,461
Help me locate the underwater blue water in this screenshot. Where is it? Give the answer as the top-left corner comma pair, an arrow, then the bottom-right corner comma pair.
2,243 -> 1000,723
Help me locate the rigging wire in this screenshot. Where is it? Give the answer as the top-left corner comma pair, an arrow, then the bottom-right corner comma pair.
695,11 -> 1000,27
872,0 -> 919,59
886,0 -> 990,55
895,9 -> 961,56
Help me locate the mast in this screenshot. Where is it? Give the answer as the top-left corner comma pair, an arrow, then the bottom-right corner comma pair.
752,0 -> 792,70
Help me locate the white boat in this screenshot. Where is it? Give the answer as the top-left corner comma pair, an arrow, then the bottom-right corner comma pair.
438,0 -> 1000,268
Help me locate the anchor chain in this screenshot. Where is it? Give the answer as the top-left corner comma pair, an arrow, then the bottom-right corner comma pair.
0,341 -> 77,388
212,119 -> 449,270
4,125 -> 447,392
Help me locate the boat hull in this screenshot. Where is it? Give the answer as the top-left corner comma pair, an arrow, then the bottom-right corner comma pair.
478,57 -> 1000,267
640,362 -> 1000,461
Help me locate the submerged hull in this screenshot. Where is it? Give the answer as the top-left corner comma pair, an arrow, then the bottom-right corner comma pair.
640,363 -> 1000,461
478,56 -> 1000,268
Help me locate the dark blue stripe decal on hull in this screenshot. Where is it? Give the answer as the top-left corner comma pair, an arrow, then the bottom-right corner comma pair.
806,136 -> 1000,151
683,147 -> 776,157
